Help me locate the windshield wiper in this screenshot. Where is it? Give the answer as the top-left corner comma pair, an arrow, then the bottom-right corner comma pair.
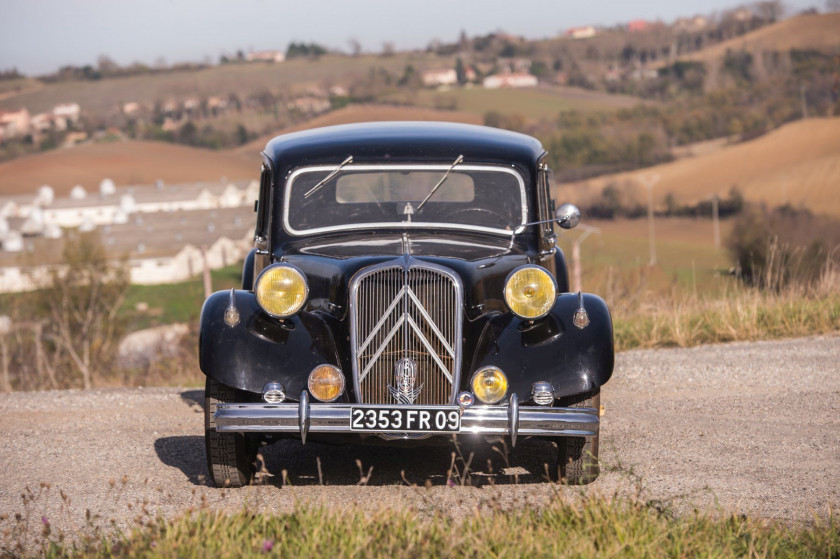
416,154 -> 464,212
304,155 -> 353,199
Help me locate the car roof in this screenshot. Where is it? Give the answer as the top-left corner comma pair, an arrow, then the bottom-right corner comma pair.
263,121 -> 545,171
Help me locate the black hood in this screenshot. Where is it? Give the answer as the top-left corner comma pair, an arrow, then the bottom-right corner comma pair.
279,231 -> 533,318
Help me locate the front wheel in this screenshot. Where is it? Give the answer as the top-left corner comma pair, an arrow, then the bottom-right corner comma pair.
205,378 -> 258,487
555,388 -> 600,485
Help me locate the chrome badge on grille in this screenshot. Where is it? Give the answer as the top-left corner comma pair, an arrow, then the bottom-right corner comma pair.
388,358 -> 423,404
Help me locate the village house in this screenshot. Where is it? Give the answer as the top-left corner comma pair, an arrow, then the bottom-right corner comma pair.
566,26 -> 596,39
245,50 -> 286,63
482,72 -> 538,89
421,68 -> 458,87
0,108 -> 31,139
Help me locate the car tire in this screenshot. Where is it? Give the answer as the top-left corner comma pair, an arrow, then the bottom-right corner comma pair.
555,388 -> 600,485
205,377 -> 257,487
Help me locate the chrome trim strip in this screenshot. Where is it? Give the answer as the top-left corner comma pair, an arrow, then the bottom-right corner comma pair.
349,257 -> 464,405
215,402 -> 599,437
283,164 -> 529,237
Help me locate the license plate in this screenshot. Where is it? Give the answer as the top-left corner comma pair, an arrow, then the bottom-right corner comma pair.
350,407 -> 461,433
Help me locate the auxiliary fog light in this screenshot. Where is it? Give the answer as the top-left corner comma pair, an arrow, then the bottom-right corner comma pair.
307,365 -> 345,402
471,367 -> 508,404
531,381 -> 555,406
262,382 -> 286,404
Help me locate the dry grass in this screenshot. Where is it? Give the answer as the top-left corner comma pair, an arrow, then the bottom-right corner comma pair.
556,117 -> 840,218
383,84 -> 647,120
3,485 -> 837,558
0,140 -> 256,196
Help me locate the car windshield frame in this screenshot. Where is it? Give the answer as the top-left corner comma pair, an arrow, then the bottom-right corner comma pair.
281,163 -> 529,237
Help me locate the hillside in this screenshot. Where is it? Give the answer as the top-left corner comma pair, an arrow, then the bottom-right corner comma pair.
0,54 -> 452,114
682,13 -> 840,64
236,104 -> 483,154
0,140 -> 256,195
555,117 -> 840,218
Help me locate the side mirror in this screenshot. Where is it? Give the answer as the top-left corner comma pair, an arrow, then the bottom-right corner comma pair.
555,203 -> 581,230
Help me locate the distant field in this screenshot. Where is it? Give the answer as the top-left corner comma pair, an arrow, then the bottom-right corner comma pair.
385,84 -> 645,120
557,217 -> 734,296
236,103 -> 483,153
0,54 -> 452,114
0,140 -> 255,195
556,117 -> 840,218
681,13 -> 840,66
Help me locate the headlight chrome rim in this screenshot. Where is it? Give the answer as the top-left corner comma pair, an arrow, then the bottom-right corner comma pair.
307,364 -> 345,403
470,366 -> 509,405
254,263 -> 309,318
503,265 -> 557,320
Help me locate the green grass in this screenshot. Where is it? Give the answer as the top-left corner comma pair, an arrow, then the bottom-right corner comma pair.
18,498 -> 838,558
121,263 -> 242,331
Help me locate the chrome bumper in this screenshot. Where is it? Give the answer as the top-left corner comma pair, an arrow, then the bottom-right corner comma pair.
214,393 -> 598,446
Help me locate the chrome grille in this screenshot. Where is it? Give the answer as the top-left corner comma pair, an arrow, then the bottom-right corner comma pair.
350,258 -> 462,405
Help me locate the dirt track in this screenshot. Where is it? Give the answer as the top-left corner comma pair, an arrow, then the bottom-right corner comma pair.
1,335 -> 838,537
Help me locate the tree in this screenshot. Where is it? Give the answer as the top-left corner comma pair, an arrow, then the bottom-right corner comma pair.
347,38 -> 362,57
37,233 -> 129,389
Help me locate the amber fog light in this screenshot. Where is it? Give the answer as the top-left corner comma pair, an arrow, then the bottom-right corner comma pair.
307,365 -> 345,402
471,367 -> 508,404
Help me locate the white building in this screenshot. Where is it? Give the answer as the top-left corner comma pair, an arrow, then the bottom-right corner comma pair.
422,69 -> 458,87
482,73 -> 538,89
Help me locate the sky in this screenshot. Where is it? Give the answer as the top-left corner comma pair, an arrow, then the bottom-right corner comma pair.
0,0 -> 821,75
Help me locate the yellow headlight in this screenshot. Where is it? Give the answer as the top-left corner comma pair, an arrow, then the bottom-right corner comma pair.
503,266 -> 556,319
308,365 -> 345,402
255,265 -> 308,318
471,367 -> 508,404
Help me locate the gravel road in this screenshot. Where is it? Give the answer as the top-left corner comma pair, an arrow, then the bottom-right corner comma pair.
1,335 -> 838,539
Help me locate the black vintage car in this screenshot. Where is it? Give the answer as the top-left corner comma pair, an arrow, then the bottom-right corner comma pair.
199,122 -> 614,487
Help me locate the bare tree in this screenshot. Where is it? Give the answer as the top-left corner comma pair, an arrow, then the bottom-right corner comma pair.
347,38 -> 362,57
827,0 -> 840,12
38,232 -> 129,389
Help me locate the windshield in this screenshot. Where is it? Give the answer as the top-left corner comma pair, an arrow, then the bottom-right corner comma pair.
282,164 -> 527,236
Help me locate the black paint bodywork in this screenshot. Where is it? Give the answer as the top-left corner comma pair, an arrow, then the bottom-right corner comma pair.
199,122 -> 613,406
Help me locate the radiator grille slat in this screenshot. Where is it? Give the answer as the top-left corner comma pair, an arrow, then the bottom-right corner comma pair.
351,261 -> 462,405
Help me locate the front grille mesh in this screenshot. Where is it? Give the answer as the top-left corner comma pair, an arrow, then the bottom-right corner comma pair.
352,264 -> 460,405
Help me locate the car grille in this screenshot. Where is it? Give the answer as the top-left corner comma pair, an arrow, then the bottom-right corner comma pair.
350,258 -> 462,405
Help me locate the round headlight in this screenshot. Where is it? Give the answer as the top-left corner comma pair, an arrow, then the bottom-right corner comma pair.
503,266 -> 556,320
307,364 -> 345,402
471,367 -> 508,404
255,265 -> 308,318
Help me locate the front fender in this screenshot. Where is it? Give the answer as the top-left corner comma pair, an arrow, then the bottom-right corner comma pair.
199,290 -> 340,396
470,293 -> 614,402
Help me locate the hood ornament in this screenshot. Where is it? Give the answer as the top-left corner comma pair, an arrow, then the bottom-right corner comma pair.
388,358 -> 423,404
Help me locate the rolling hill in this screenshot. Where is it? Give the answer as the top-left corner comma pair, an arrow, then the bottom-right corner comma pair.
235,104 -> 483,154
555,117 -> 840,218
681,13 -> 840,65
0,140 -> 257,196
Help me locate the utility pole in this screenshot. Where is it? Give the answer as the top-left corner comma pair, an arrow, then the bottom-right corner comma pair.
639,174 -> 660,267
571,224 -> 601,293
201,245 -> 212,299
712,194 -> 720,249
800,84 -> 808,119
